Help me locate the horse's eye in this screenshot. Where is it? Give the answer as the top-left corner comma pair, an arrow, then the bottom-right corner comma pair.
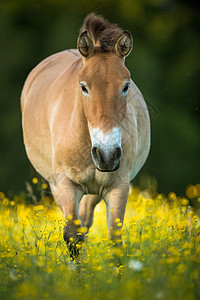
123,86 -> 128,93
122,83 -> 130,95
81,85 -> 89,95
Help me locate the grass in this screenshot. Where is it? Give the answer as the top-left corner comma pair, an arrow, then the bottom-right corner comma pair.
0,181 -> 200,300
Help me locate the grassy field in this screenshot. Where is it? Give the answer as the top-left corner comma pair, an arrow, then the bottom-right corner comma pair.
0,181 -> 200,300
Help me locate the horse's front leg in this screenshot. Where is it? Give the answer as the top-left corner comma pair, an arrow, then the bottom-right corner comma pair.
105,182 -> 129,246
50,174 -> 84,255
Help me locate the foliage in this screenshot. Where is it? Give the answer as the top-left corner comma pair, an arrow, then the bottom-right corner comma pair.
0,182 -> 200,299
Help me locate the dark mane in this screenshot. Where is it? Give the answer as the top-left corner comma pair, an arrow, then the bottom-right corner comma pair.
80,13 -> 123,51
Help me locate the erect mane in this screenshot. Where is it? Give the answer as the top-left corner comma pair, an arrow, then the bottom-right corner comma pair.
80,13 -> 123,51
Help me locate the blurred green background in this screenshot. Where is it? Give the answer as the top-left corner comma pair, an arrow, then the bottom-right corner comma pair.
0,0 -> 199,195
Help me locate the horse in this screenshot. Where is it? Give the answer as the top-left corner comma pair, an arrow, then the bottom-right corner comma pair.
21,13 -> 150,252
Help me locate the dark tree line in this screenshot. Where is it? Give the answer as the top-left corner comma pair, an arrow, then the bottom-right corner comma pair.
0,0 -> 199,195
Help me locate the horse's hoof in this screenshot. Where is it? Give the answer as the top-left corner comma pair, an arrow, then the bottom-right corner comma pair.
67,241 -> 83,260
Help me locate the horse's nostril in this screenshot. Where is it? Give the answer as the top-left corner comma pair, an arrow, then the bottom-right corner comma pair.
114,147 -> 122,161
92,146 -> 103,163
91,146 -> 97,156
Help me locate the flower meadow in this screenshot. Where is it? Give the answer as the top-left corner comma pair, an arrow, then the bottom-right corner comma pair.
0,181 -> 200,300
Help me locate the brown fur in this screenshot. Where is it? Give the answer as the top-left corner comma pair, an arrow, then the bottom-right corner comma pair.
80,13 -> 123,51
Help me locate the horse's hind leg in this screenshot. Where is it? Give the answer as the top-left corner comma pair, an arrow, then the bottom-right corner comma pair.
79,194 -> 101,229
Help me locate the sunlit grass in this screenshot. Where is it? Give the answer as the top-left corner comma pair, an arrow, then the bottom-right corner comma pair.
0,183 -> 200,300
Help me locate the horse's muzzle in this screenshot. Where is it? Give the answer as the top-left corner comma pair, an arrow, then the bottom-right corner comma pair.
91,146 -> 122,172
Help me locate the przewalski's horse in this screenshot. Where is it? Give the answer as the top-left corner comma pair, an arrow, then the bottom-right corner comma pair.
21,13 -> 150,251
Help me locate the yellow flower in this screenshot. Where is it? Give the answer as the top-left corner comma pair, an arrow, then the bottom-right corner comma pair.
0,192 -> 5,199
42,183 -> 48,189
117,222 -> 122,227
186,185 -> 197,199
0,181 -> 199,298
181,198 -> 189,206
32,177 -> 38,184
77,226 -> 88,233
67,214 -> 73,220
73,219 -> 81,226
113,229 -> 122,236
168,192 -> 176,200
3,198 -> 9,206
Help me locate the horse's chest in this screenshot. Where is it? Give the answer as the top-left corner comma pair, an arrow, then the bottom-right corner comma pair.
64,164 -> 114,195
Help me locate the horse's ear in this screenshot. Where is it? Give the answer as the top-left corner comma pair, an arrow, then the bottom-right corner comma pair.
77,31 -> 94,58
115,30 -> 133,58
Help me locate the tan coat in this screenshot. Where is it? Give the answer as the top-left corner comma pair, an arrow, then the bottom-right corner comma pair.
21,16 -> 150,247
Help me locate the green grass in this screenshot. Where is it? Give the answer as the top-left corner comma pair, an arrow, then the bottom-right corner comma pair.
0,184 -> 200,300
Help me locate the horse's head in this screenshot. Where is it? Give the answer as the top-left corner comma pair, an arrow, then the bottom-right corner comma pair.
77,31 -> 133,172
